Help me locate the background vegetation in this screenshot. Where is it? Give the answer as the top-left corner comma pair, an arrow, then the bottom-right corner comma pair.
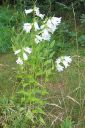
0,0 -> 85,128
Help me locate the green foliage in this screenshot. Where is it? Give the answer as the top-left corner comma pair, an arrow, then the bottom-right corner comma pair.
78,35 -> 85,46
0,27 -> 12,53
0,6 -> 24,53
5,5 -> 59,127
61,118 -> 73,128
0,1 -> 85,128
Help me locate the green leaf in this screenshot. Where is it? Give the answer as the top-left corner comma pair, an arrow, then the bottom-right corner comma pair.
61,118 -> 73,128
50,40 -> 55,48
49,52 -> 55,58
26,109 -> 34,123
44,59 -> 52,66
32,108 -> 45,115
39,116 -> 46,125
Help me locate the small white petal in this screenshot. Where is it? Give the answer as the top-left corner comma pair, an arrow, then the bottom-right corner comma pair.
55,58 -> 61,64
14,49 -> 21,55
23,23 -> 32,33
16,57 -> 23,65
35,38 -> 39,44
34,6 -> 45,19
62,60 -> 69,68
34,6 -> 40,16
25,9 -> 33,14
51,17 -> 61,26
38,14 -> 45,19
47,19 -> 53,28
56,64 -> 64,72
34,22 -> 40,31
23,52 -> 28,60
24,47 -> 32,54
42,29 -> 51,41
35,35 -> 42,44
64,56 -> 72,63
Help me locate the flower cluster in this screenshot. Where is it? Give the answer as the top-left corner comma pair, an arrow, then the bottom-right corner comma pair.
14,47 -> 32,65
14,6 -> 72,71
55,56 -> 72,72
23,6 -> 61,44
25,6 -> 45,19
34,17 -> 61,44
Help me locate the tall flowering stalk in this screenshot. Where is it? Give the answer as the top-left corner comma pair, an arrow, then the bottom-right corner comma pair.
12,5 -> 72,127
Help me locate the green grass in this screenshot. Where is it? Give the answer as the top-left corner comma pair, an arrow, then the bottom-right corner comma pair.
0,47 -> 85,127
46,47 -> 85,127
0,53 -> 16,96
0,6 -> 24,53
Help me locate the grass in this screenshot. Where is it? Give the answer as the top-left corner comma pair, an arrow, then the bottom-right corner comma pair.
0,47 -> 85,127
0,53 -> 16,96
46,47 -> 85,127
0,6 -> 24,53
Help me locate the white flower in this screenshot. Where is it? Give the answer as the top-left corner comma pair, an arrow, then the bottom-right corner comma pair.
55,56 -> 72,72
55,58 -> 61,64
34,6 -> 40,16
48,25 -> 56,34
38,14 -> 45,19
24,47 -> 32,54
42,29 -> 51,41
35,35 -> 42,44
61,56 -> 72,68
34,6 -> 45,19
62,60 -> 69,68
51,17 -> 61,26
23,52 -> 28,61
14,49 -> 21,55
25,9 -> 33,15
47,19 -> 53,28
23,23 -> 32,33
56,64 -> 64,72
64,56 -> 72,63
34,22 -> 40,31
16,57 -> 23,65
46,17 -> 61,34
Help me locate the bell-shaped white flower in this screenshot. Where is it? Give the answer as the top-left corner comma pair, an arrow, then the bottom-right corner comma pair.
14,49 -> 21,55
38,14 -> 45,19
55,56 -> 72,72
23,52 -> 28,61
56,64 -> 64,72
23,23 -> 32,33
64,56 -> 72,63
46,17 -> 61,34
47,19 -> 53,28
42,29 -> 51,41
34,6 -> 40,16
34,22 -> 40,31
62,60 -> 69,68
51,17 -> 61,26
55,58 -> 61,64
24,47 -> 32,54
16,57 -> 23,65
35,35 -> 42,44
25,9 -> 33,15
34,6 -> 45,19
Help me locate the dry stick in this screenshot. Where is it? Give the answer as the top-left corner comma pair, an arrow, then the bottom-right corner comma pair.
72,3 -> 81,108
